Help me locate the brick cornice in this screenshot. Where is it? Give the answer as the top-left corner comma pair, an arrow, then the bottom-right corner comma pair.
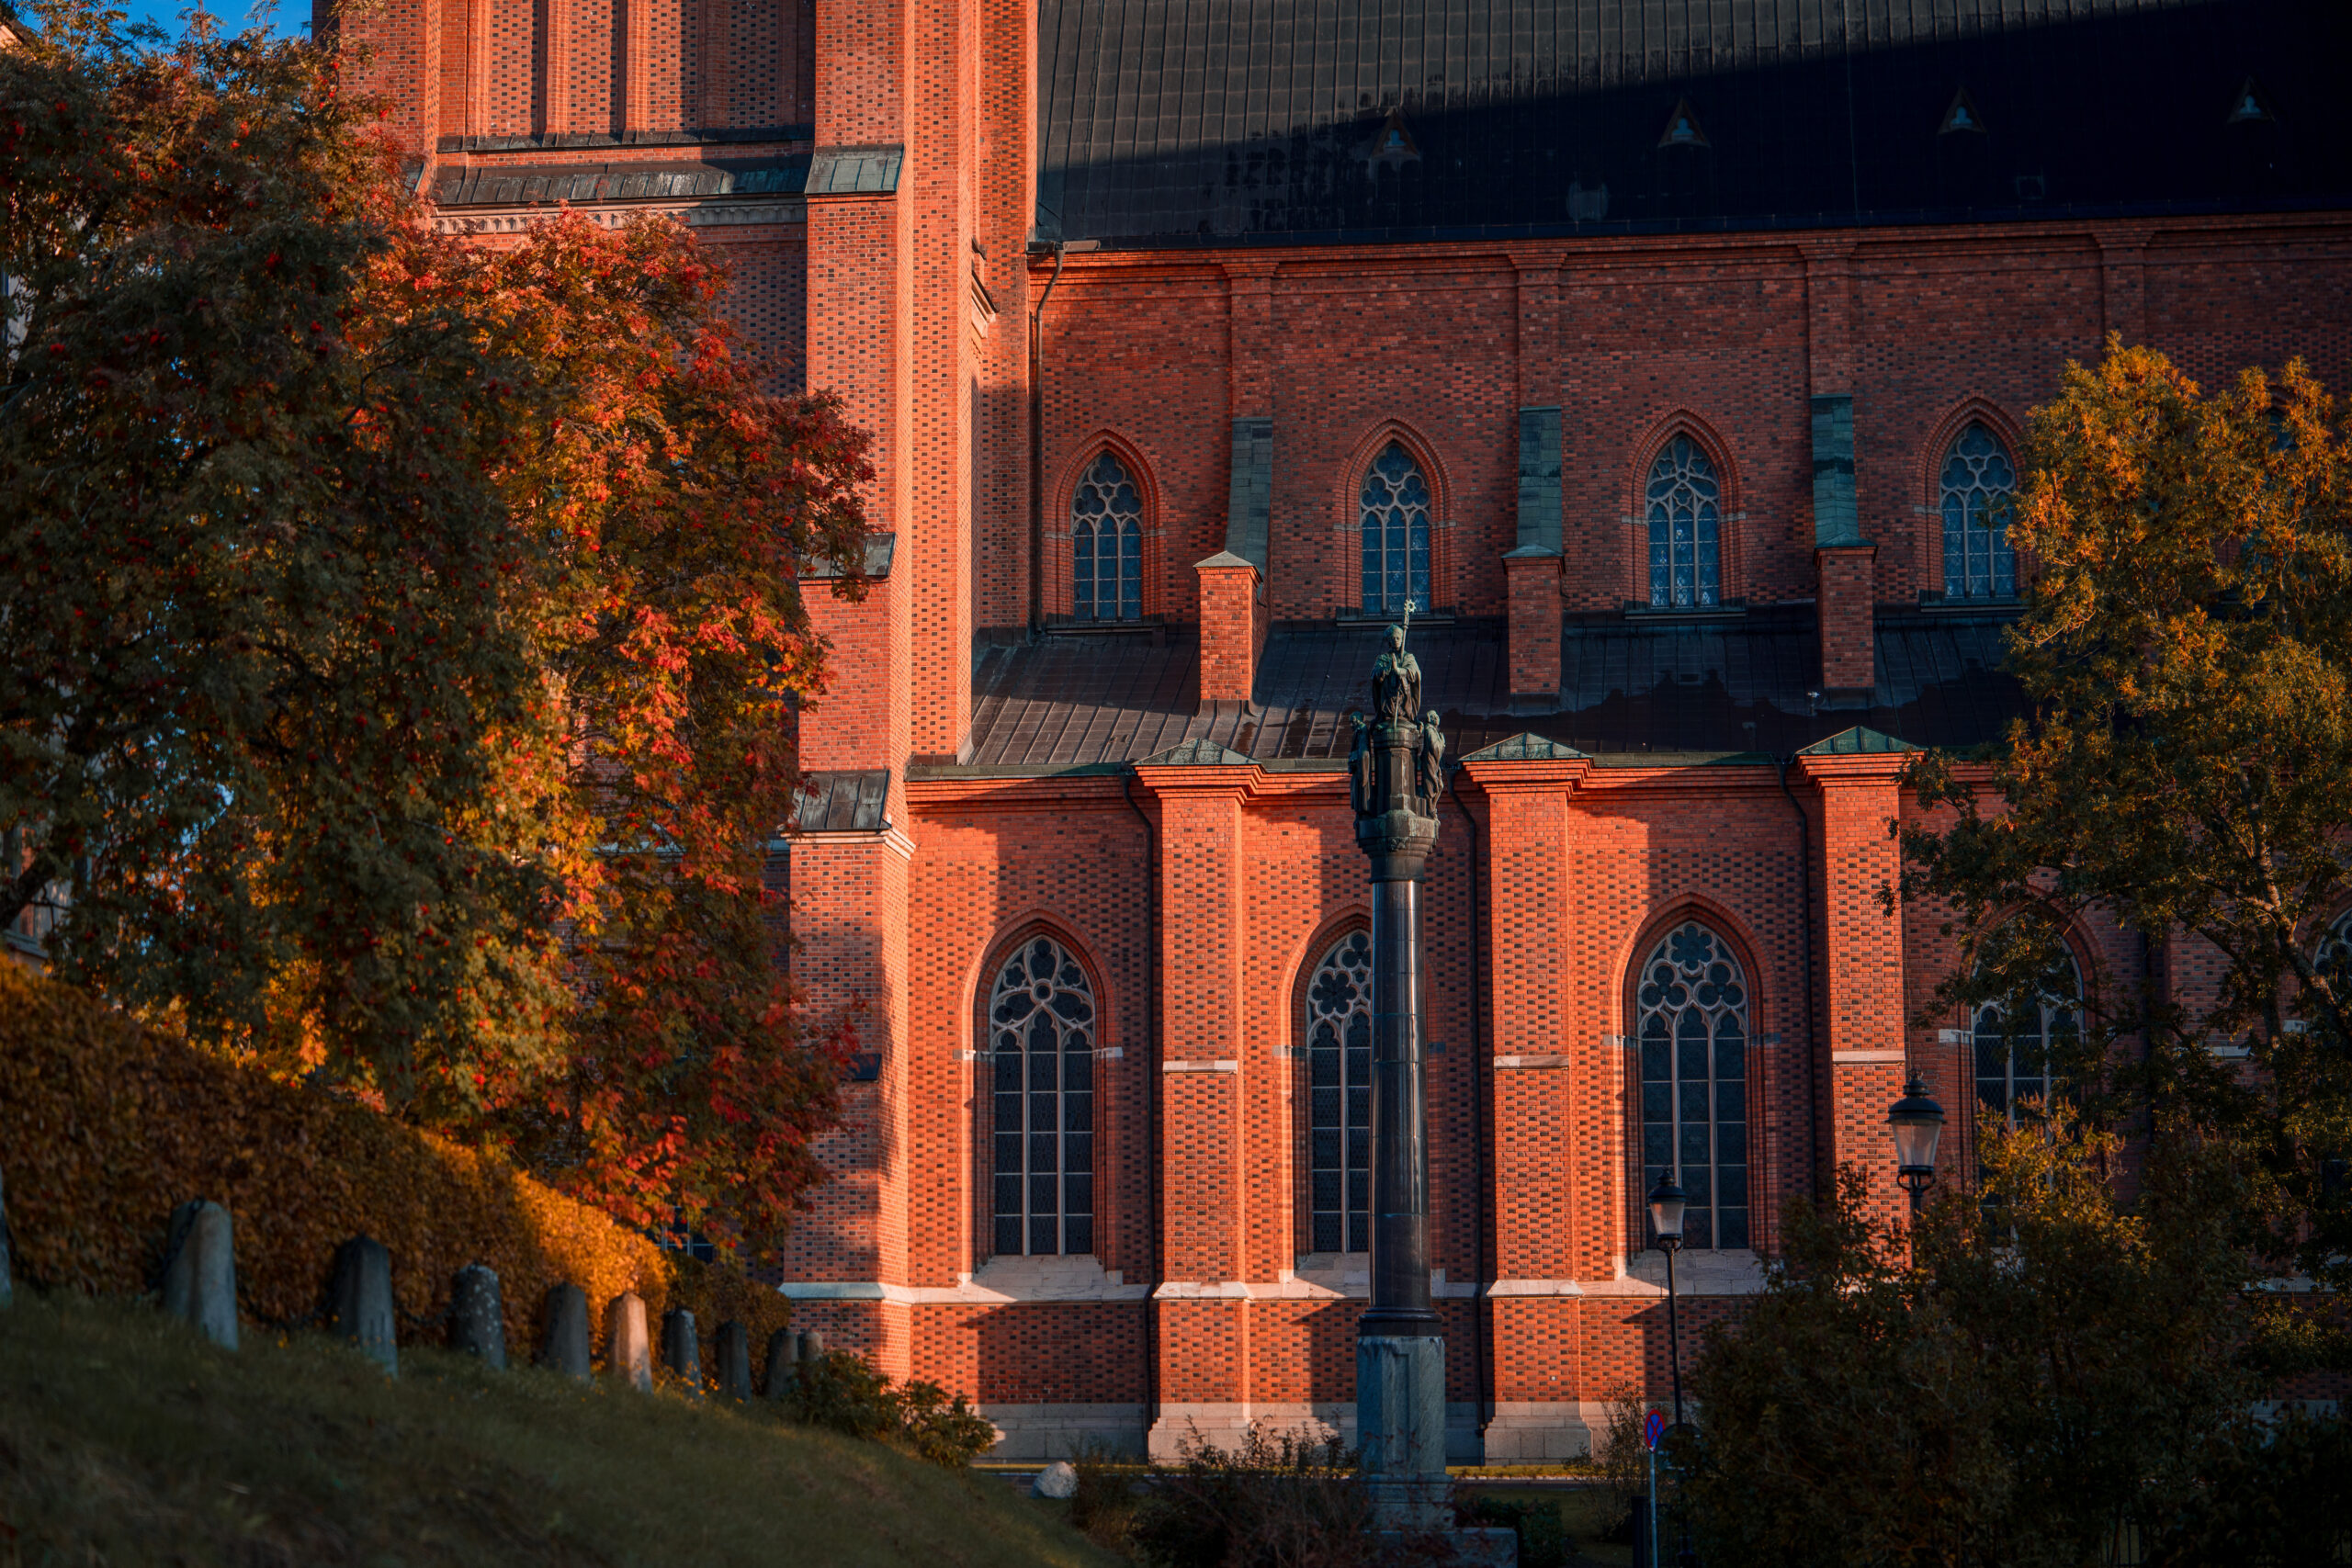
1460,758 -> 1589,794
1132,761 -> 1264,799
1794,752 -> 1910,785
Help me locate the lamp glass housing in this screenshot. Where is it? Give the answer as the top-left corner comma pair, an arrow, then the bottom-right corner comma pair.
1888,1075 -> 1947,1177
1646,1175 -> 1688,1246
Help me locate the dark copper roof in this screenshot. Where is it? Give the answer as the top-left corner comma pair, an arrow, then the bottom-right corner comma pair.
960,607 -> 2025,770
1036,0 -> 2351,244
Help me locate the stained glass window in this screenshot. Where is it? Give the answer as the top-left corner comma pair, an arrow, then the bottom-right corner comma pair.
1645,437 -> 1721,608
1637,922 -> 1748,1250
1940,424 -> 2018,599
1359,443 -> 1432,615
987,936 -> 1095,1257
1973,953 -> 2080,1138
1305,931 -> 1374,1253
1072,453 -> 1143,621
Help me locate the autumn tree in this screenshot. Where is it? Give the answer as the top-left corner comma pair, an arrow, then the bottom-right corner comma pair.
1896,342 -> 2352,1359
0,0 -> 872,1257
1684,1122 -> 2266,1568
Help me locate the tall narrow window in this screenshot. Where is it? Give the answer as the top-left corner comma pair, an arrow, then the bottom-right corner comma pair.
1305,930 -> 1374,1253
988,936 -> 1095,1257
1359,443 -> 1432,615
1940,423 -> 2018,599
1637,922 -> 1748,1250
1072,454 -> 1143,621
1645,436 -> 1722,608
1973,953 -> 2081,1136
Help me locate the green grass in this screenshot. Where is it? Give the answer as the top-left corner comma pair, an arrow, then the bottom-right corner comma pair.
0,1291 -> 1117,1568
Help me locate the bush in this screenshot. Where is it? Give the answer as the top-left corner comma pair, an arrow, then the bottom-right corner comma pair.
1452,1493 -> 1571,1568
1590,1386 -> 1652,1542
1068,1441 -> 1147,1553
786,1349 -> 996,1468
1126,1426 -> 1374,1568
0,965 -> 788,1357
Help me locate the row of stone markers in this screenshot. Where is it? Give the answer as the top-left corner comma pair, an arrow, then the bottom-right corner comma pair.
1,1189 -> 821,1395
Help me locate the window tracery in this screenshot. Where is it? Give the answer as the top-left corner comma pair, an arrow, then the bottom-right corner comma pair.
1645,436 -> 1722,608
987,936 -> 1096,1257
1972,952 -> 2081,1133
1359,443 -> 1432,615
1072,453 -> 1143,621
1940,423 -> 2018,600
1637,922 -> 1748,1250
1305,930 -> 1374,1253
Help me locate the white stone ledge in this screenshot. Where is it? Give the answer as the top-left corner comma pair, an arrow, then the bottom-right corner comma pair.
1162,1059 -> 1240,1074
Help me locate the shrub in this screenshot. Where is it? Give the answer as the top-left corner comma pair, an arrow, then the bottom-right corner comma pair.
0,965 -> 788,1357
1590,1386 -> 1652,1542
1126,1426 -> 1374,1568
1068,1441 -> 1146,1553
785,1349 -> 996,1468
1452,1493 -> 1571,1568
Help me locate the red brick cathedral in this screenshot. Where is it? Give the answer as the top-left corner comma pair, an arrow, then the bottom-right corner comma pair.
348,0 -> 2352,1459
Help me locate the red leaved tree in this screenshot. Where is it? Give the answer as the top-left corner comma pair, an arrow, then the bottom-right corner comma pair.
0,0 -> 871,1260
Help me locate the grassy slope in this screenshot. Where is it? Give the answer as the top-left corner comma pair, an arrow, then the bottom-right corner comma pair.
0,1292 -> 1114,1568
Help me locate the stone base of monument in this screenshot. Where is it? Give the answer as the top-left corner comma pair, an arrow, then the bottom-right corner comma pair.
1357,1335 -> 1448,1528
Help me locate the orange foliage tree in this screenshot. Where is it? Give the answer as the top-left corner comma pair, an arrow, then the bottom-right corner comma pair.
0,0 -> 871,1260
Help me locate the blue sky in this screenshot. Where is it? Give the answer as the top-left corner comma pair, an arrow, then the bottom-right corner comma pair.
118,0 -> 308,40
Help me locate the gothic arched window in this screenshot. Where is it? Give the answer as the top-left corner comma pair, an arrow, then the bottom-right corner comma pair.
2317,909 -> 2352,994
1359,443 -> 1432,616
1940,423 -> 2018,600
1305,930 -> 1374,1253
1645,436 -> 1722,608
987,935 -> 1096,1257
1073,453 -> 1143,622
1972,952 -> 2081,1133
1637,922 -> 1748,1250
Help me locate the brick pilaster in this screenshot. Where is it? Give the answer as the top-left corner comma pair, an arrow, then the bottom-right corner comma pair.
1795,752 -> 1912,1230
1461,756 -> 1589,1281
1135,760 -> 1259,1439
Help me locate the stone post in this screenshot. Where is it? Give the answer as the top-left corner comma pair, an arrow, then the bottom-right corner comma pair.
1349,622 -> 1449,1531
608,1292 -> 652,1391
661,1307 -> 702,1394
328,1235 -> 397,1374
798,1327 -> 825,1361
763,1325 -> 799,1398
539,1282 -> 592,1379
714,1320 -> 752,1399
448,1264 -> 506,1368
161,1200 -> 239,1349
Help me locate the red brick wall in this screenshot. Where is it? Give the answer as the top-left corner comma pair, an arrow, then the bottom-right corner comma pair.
1017,217 -> 2352,632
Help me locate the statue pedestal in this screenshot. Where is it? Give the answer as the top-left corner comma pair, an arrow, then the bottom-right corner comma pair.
1356,1334 -> 1449,1531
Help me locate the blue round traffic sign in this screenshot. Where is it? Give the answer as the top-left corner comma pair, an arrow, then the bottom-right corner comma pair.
1645,1408 -> 1667,1450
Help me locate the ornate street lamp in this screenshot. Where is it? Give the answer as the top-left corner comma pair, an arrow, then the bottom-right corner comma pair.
1888,1074 -> 1947,1213
1646,1174 -> 1699,1567
1645,1174 -> 1689,1427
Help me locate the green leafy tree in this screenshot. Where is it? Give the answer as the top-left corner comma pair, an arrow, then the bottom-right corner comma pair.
1897,341 -> 2352,1357
1685,1118 -> 2250,1568
0,0 -> 872,1258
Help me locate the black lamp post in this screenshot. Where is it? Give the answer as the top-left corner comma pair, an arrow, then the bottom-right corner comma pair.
1646,1174 -> 1698,1568
1645,1174 -> 1688,1425
1889,1073 -> 1947,1213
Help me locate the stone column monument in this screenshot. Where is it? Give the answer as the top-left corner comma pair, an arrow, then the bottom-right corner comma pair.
1348,620 -> 1448,1530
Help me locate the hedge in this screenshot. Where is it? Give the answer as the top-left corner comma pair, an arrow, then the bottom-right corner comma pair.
0,963 -> 788,1359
